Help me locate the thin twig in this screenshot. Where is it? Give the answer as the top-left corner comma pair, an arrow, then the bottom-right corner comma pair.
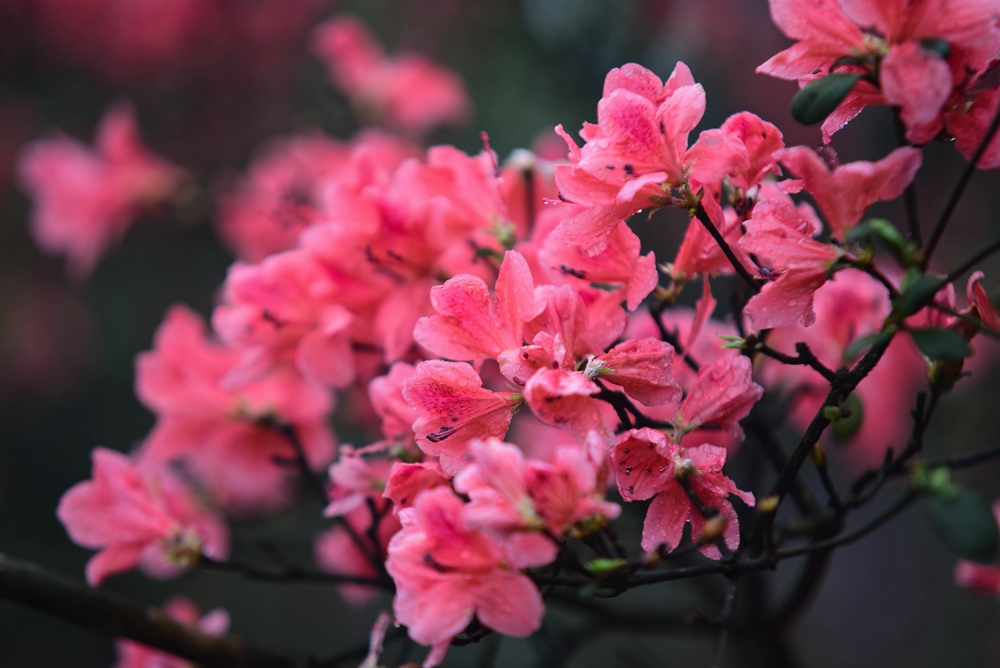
754,341 -> 838,383
893,110 -> 922,246
694,205 -> 760,291
924,101 -> 1000,266
945,236 -> 1000,284
200,556 -> 391,589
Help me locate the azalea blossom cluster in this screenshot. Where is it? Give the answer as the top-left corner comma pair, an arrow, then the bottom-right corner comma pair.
16,3 -> 1000,668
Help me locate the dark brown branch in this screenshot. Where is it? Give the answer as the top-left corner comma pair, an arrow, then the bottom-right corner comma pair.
945,235 -> 1000,284
754,341 -> 838,383
893,110 -> 922,246
694,205 -> 760,291
0,552 -> 295,668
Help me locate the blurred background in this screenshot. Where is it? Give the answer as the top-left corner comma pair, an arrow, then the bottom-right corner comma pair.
1,0 -> 999,666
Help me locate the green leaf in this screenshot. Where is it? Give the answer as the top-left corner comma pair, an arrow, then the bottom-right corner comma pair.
844,331 -> 892,361
926,486 -> 1000,563
791,74 -> 862,125
895,274 -> 946,317
866,219 -> 908,252
830,393 -> 864,442
584,557 -> 629,577
909,327 -> 972,361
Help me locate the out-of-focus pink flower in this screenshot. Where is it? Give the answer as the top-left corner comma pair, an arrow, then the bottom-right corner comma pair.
312,16 -> 470,133
136,305 -> 335,515
57,447 -> 229,586
777,146 -> 922,239
114,597 -> 229,668
17,102 -> 182,278
216,130 -> 415,262
740,198 -> 843,330
386,487 -> 544,665
369,362 -> 420,444
315,502 -> 401,606
402,361 -> 523,475
612,429 -> 754,557
675,355 -> 764,440
213,250 -> 356,388
324,443 -> 397,518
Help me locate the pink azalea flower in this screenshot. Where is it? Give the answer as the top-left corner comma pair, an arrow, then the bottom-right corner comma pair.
369,362 -> 420,444
777,146 -> 922,239
759,0 -> 1000,142
552,62 -> 713,253
584,339 -> 682,407
613,429 -> 754,556
212,249 -> 356,388
113,597 -> 229,668
739,198 -> 843,330
324,443 -> 397,518
17,101 -> 182,278
967,272 -> 1000,332
538,221 -> 657,310
135,305 -> 335,515
675,355 -> 764,440
315,502 -> 401,606
947,85 -> 1000,170
57,448 -> 229,586
386,487 -> 545,665
454,438 -> 619,544
402,361 -> 523,475
383,461 -> 449,510
522,368 -> 609,441
413,250 -> 545,365
312,16 -> 470,133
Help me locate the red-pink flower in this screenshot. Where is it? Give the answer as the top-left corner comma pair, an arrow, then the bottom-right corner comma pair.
383,461 -> 449,510
212,250 -> 356,388
17,102 -> 182,278
369,362 -> 420,444
386,487 -> 545,665
739,198 -> 843,330
759,0 -> 1000,143
674,355 -> 764,440
402,361 -> 523,475
413,250 -> 544,364
538,221 -> 657,310
57,448 -> 229,586
777,146 -> 922,239
135,305 -> 335,515
584,339 -> 682,407
312,16 -> 470,133
522,368 -> 608,441
324,443 -> 396,518
947,86 -> 1000,170
113,597 -> 229,668
613,429 -> 754,556
967,271 -> 1000,332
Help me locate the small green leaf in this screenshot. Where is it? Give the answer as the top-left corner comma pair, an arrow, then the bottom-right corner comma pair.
791,73 -> 862,125
909,327 -> 972,361
895,274 -> 946,317
866,219 -> 908,252
831,393 -> 864,442
926,486 -> 1000,563
844,331 -> 892,361
585,557 -> 629,577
